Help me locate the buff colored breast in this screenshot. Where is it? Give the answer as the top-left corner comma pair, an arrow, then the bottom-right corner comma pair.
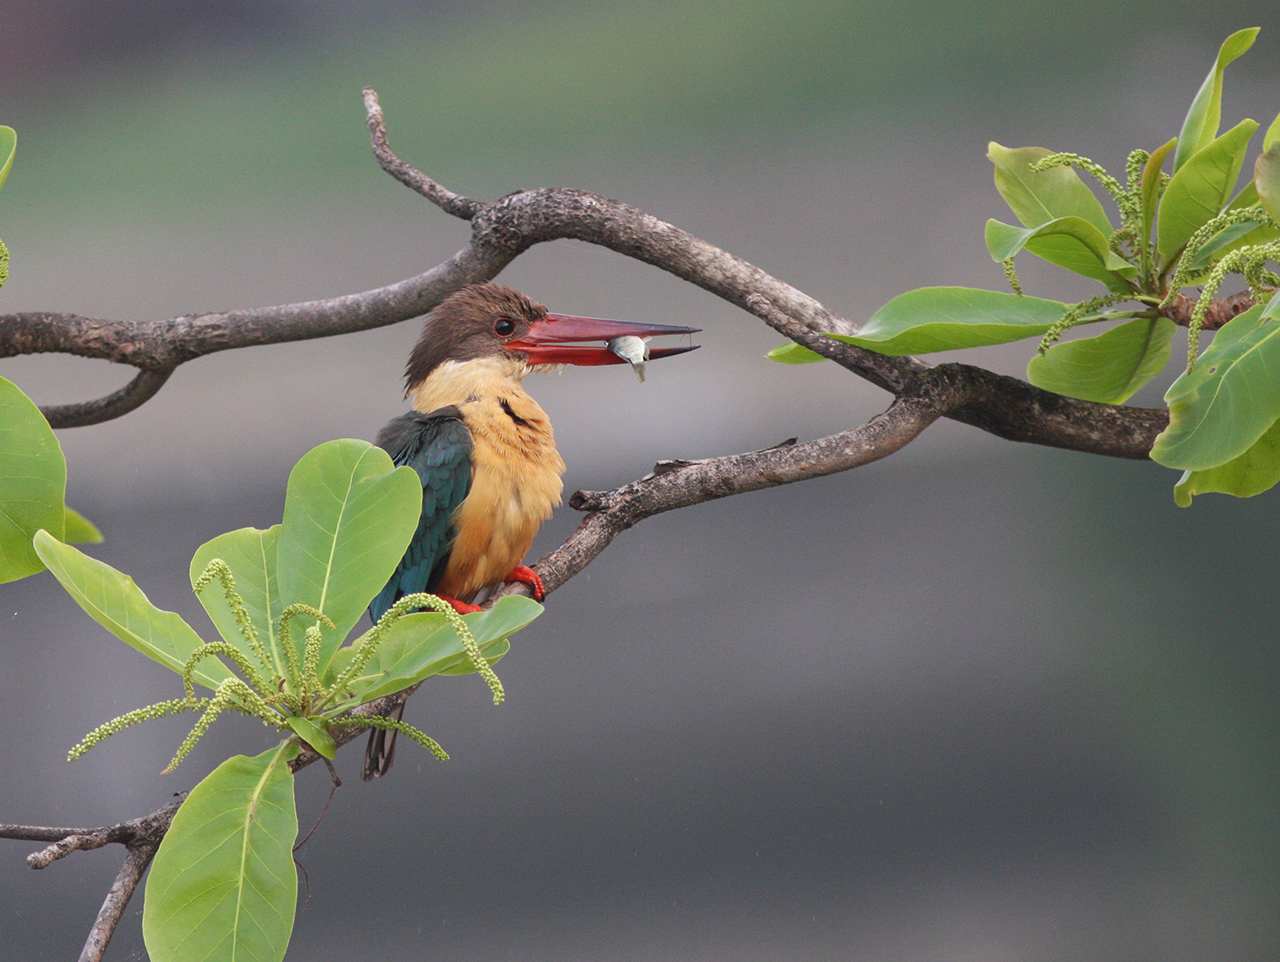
410,357 -> 565,601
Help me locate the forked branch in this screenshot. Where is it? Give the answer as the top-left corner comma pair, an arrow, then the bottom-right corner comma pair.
0,85 -> 1185,958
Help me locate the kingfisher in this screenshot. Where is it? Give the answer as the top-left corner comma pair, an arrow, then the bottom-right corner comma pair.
363,282 -> 698,778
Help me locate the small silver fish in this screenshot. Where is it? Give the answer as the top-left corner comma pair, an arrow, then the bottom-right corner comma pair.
607,335 -> 651,382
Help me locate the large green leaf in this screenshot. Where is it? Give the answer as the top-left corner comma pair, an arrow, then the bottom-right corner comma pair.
0,126 -> 14,191
985,216 -> 1136,292
33,532 -> 232,691
275,440 -> 422,675
1151,305 -> 1280,470
824,287 -> 1068,356
0,377 -> 66,581
143,742 -> 299,962
1172,28 -> 1259,172
1157,119 -> 1258,262
333,595 -> 541,708
1172,417 -> 1280,507
987,142 -> 1113,235
190,526 -> 285,677
1027,317 -> 1175,404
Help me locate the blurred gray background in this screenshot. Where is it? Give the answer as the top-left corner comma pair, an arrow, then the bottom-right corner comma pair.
2,1 -> 1279,959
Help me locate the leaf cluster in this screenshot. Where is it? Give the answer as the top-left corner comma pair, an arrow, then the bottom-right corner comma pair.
32,438 -> 542,962
770,28 -> 1280,505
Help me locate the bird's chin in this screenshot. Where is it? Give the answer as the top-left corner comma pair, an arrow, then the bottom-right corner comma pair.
526,362 -> 568,376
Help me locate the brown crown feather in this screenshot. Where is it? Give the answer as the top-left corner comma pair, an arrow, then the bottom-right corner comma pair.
404,283 -> 549,391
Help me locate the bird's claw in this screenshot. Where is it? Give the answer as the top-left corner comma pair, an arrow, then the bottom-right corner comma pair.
505,565 -> 546,601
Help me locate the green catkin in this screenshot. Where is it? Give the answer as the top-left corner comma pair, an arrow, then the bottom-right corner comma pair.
356,713 -> 450,762
1182,242 -> 1280,370
1002,258 -> 1023,296
180,641 -> 274,706
68,699 -> 208,760
1037,293 -> 1129,354
1031,152 -> 1125,206
163,678 -> 275,773
193,560 -> 272,676
303,624 -> 324,690
277,603 -> 331,688
72,576 -> 498,773
1163,205 -> 1274,299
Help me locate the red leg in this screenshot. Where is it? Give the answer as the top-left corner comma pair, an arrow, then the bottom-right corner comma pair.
504,565 -> 546,601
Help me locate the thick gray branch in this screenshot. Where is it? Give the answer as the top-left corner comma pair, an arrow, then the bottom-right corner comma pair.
0,85 -> 1167,461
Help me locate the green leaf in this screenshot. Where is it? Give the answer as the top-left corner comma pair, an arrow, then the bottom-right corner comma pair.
987,142 -> 1113,235
190,526 -> 284,676
826,287 -> 1068,356
0,126 -> 14,191
1158,119 -> 1259,262
1027,317 -> 1175,404
33,532 -> 233,691
1151,305 -> 1280,470
1255,143 -> 1280,222
276,439 -> 422,675
62,507 -> 103,544
1265,109 -> 1280,152
1261,288 -> 1280,322
143,742 -> 299,962
1141,138 -> 1178,257
334,596 -> 542,708
765,342 -> 825,364
0,377 -> 66,581
985,216 -> 1136,292
1172,417 -> 1280,507
1173,28 -> 1259,172
285,716 -> 337,759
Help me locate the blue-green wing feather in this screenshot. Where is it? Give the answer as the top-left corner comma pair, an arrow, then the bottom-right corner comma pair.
368,407 -> 473,621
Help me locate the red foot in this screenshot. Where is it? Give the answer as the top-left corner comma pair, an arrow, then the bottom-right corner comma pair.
439,595 -> 482,615
505,565 -> 546,601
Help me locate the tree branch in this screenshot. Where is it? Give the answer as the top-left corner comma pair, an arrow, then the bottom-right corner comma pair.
0,84 -> 1172,452
0,86 -> 1197,952
1,800 -> 181,962
363,87 -> 482,220
1157,288 -> 1262,330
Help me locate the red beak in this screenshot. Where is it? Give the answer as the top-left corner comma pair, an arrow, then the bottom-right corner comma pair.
505,314 -> 700,366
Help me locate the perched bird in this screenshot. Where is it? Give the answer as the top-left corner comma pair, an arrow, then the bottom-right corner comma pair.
363,282 -> 698,778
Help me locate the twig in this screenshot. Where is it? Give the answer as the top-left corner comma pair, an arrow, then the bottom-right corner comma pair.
363,87 -> 482,220
78,830 -> 166,962
1,801 -> 181,962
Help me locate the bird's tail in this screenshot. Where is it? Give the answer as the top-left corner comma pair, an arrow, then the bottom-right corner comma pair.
361,701 -> 406,781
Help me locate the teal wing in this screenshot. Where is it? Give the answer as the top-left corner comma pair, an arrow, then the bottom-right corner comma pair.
368,406 -> 473,621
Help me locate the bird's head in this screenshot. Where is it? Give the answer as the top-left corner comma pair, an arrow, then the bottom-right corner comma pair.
405,283 -> 699,390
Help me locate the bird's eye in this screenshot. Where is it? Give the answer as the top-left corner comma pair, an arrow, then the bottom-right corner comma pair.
493,317 -> 517,337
